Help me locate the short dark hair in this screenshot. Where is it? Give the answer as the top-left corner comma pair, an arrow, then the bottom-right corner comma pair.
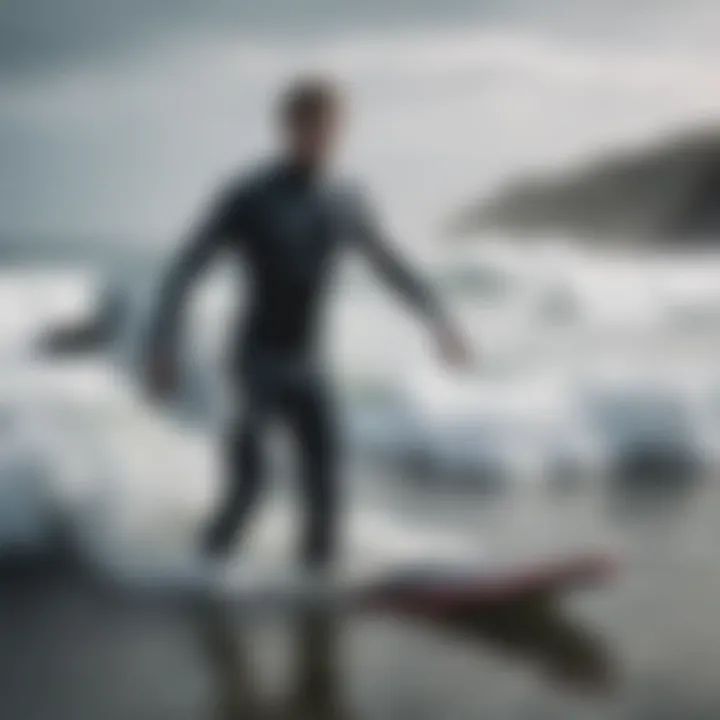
279,76 -> 341,127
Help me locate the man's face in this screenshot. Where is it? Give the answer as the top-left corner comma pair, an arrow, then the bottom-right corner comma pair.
287,105 -> 342,168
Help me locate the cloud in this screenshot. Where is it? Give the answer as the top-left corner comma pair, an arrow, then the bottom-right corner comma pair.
2,0 -> 719,80
0,1 -> 719,239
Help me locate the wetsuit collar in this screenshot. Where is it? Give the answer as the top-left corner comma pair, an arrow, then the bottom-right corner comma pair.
279,157 -> 324,187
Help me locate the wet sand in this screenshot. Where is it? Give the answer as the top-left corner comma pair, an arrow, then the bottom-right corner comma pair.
3,469 -> 720,720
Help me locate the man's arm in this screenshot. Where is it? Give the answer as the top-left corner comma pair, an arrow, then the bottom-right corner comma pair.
350,190 -> 472,367
145,188 -> 238,396
351,192 -> 441,319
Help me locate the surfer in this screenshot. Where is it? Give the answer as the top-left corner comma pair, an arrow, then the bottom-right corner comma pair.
145,77 -> 472,570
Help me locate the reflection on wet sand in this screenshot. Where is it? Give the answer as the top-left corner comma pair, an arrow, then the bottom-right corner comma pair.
197,603 -> 348,720
196,595 -> 612,720
423,597 -> 614,691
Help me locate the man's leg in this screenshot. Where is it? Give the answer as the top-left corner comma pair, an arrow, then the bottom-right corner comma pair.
284,380 -> 339,570
203,408 -> 267,559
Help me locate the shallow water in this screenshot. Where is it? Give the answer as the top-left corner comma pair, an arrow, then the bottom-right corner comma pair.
3,464 -> 720,720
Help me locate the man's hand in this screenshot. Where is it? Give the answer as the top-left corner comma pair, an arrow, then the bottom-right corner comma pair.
144,349 -> 180,401
435,320 -> 474,370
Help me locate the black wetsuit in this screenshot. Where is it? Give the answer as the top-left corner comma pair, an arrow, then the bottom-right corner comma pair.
151,160 -> 443,567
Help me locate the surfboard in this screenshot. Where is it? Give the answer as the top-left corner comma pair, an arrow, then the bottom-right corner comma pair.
361,551 -> 616,616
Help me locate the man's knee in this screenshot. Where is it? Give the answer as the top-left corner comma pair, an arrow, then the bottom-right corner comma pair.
226,411 -> 265,471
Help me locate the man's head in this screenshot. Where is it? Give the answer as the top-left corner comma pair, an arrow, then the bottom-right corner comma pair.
279,77 -> 343,170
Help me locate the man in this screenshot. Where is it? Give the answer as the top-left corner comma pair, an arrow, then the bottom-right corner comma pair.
146,77 -> 471,571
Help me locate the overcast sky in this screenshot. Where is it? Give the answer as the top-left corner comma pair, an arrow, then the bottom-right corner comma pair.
1,0 -> 719,240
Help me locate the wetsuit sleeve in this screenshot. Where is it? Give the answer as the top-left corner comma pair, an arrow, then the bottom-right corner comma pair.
148,185 -> 244,358
350,189 -> 446,324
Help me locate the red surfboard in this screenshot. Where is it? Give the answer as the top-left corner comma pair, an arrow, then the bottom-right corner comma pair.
362,552 -> 617,615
